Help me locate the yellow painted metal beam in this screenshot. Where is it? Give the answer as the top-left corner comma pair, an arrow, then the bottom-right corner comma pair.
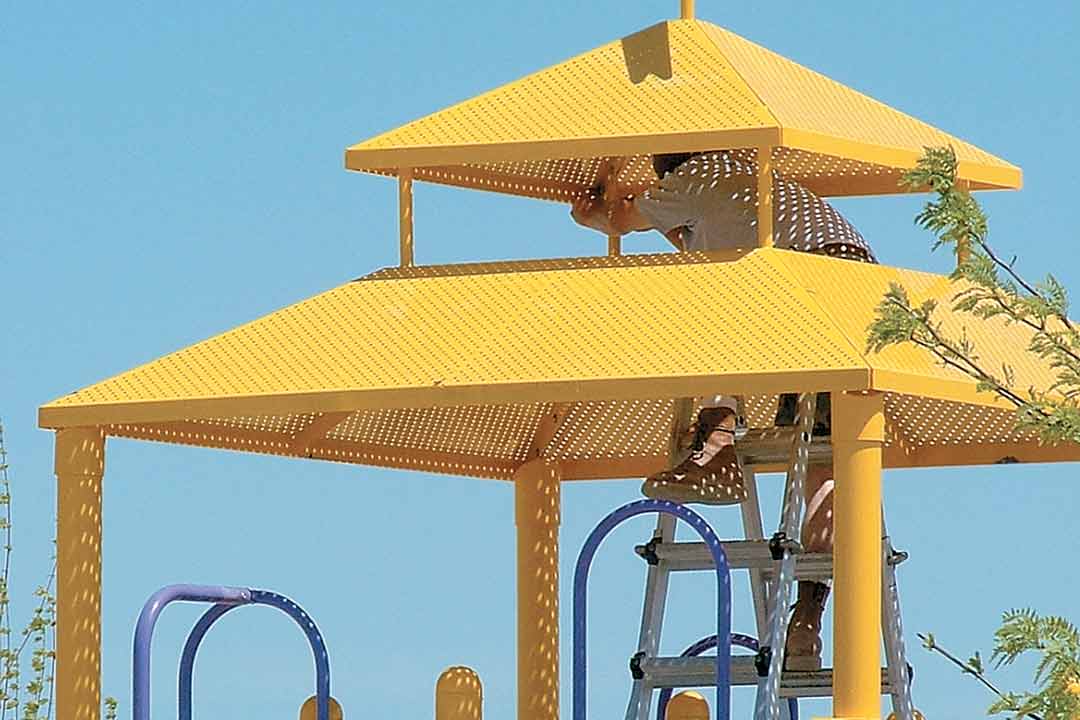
55,427 -> 105,720
39,368 -> 874,429
346,128 -> 783,172
680,0 -> 695,20
779,127 -> 1022,192
513,459 -> 561,720
756,146 -> 774,248
607,234 -> 621,256
831,391 -> 884,719
399,168 -> 414,267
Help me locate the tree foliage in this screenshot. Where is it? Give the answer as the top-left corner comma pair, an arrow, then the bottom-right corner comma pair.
866,146 -> 1080,444
869,149 -> 1080,717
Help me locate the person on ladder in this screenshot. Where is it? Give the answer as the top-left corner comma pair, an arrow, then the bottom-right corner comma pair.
571,150 -> 877,671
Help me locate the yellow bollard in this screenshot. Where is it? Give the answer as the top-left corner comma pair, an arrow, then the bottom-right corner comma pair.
667,690 -> 710,720
436,666 -> 483,720
298,695 -> 343,720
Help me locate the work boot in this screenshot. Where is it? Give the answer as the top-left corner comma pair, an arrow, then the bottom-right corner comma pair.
642,407 -> 746,506
785,581 -> 830,671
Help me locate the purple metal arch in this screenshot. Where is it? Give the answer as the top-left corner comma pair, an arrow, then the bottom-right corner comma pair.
656,634 -> 799,720
133,584 -> 331,720
573,499 -> 733,720
133,585 -> 251,720
177,603 -> 238,720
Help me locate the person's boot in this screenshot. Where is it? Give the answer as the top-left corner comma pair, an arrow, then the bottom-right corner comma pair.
784,581 -> 829,671
642,407 -> 746,506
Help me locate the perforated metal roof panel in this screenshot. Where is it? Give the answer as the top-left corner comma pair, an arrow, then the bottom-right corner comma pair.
40,250 -> 1079,477
345,19 -> 1021,199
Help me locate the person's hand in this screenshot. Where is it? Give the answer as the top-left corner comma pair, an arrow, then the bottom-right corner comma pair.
570,191 -> 619,236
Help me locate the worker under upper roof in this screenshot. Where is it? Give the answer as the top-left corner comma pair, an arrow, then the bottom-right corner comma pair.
571,149 -> 876,672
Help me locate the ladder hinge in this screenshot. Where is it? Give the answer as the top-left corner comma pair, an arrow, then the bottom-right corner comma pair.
754,646 -> 772,677
768,532 -> 801,560
629,651 -> 646,680
634,537 -> 662,566
888,548 -> 909,566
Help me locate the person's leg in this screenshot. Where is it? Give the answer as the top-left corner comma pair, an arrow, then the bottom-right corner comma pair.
642,396 -> 747,506
785,461 -> 834,670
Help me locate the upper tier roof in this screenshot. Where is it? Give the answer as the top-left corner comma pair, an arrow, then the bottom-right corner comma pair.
345,19 -> 1021,200
39,249 -> 1076,478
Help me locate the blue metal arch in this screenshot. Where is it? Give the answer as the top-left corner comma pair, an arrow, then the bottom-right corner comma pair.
573,499 -> 733,720
132,584 -> 331,720
656,634 -> 799,720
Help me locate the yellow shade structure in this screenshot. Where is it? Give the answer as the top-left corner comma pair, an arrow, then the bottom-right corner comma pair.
40,249 -> 1078,470
346,19 -> 1021,200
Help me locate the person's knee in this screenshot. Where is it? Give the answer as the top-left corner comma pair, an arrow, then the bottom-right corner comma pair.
802,478 -> 834,553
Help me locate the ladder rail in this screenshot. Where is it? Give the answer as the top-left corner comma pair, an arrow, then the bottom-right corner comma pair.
756,393 -> 816,720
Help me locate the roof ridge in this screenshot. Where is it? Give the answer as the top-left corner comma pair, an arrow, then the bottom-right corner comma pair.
692,20 -> 781,134
760,248 -> 876,380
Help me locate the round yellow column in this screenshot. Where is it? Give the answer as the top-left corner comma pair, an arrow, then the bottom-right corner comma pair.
668,690 -> 710,720
55,427 -> 106,720
831,391 -> 884,720
436,666 -> 483,720
513,459 -> 561,720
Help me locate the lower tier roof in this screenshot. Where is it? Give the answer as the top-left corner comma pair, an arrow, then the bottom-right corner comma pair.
40,249 -> 1079,477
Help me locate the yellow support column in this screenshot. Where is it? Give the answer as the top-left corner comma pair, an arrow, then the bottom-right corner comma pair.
513,458 -> 561,720
399,167 -> 415,267
436,666 -> 483,720
831,392 -> 884,720
55,427 -> 105,720
756,146 -> 774,248
668,691 -> 709,720
608,234 -> 621,256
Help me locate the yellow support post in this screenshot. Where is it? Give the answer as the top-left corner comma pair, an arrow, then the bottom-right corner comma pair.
436,666 -> 483,720
607,234 -> 621,256
756,146 -> 774,248
55,427 -> 105,720
299,695 -> 344,720
399,167 -> 414,267
831,391 -> 885,720
668,691 -> 709,720
680,0 -> 695,20
513,458 -> 561,720
956,179 -> 971,267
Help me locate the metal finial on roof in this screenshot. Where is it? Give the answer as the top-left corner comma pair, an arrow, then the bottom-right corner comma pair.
681,0 -> 695,19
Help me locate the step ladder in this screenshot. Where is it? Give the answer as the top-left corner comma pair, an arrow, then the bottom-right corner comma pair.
624,394 -> 916,720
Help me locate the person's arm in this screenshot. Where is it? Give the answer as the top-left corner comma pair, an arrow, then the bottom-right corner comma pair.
570,190 -> 653,236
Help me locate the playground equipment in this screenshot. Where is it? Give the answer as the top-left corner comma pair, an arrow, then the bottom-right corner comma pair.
132,584 -> 339,720
626,395 -> 914,720
572,499 -> 733,720
654,634 -> 798,720
436,667 -> 484,720
41,2 -> 1074,719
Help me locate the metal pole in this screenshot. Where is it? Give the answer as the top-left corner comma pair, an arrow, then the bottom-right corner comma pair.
831,391 -> 885,719
436,666 -> 483,720
55,427 -> 105,720
756,147 -> 774,248
399,168 -> 415,267
133,585 -> 252,720
514,459 -> 561,720
608,234 -> 622,256
680,0 -> 695,19
573,499 -> 733,720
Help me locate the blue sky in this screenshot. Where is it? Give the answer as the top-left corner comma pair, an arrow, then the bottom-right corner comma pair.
3,2 -> 1079,719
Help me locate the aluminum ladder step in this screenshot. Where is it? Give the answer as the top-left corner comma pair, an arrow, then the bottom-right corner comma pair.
735,428 -> 833,467
636,539 -> 835,583
639,656 -> 894,699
